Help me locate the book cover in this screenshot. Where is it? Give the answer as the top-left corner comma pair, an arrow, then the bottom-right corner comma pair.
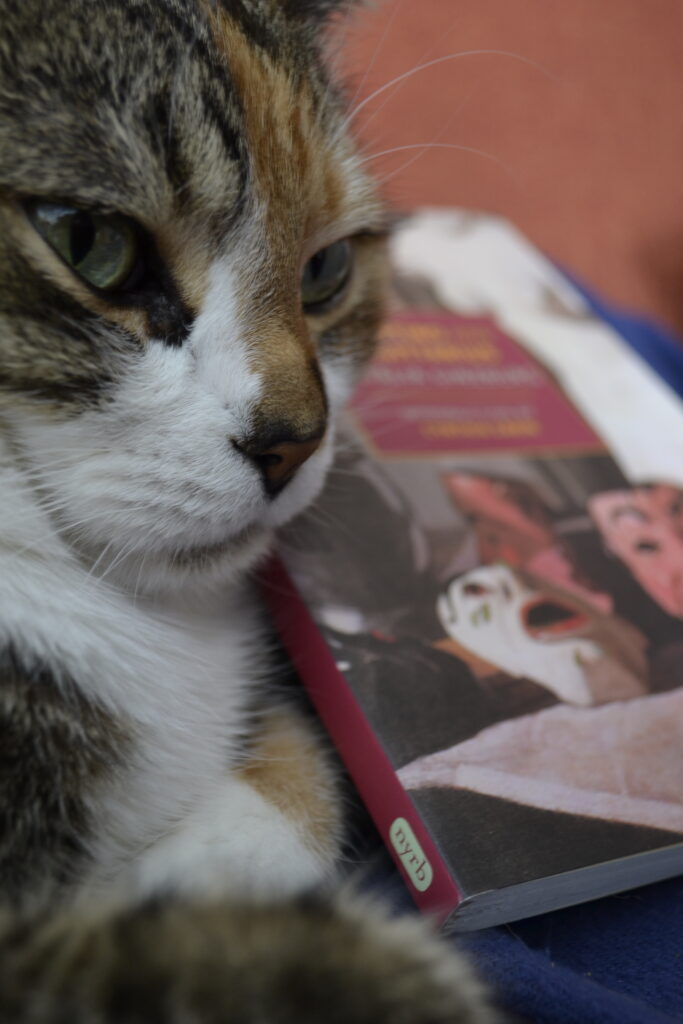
264,210 -> 683,930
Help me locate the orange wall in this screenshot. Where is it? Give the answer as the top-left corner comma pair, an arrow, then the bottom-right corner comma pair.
339,0 -> 683,335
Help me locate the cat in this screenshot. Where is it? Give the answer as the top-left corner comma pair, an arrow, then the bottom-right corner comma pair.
0,0 -> 498,1020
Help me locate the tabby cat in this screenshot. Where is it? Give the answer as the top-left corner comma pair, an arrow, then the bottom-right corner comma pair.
0,1 -> 498,1019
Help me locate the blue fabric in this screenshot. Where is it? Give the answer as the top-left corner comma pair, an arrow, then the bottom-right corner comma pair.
566,273 -> 683,401
458,287 -> 683,1023
462,877 -> 683,1023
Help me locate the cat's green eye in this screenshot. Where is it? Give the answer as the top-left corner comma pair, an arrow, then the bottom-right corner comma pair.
26,202 -> 138,292
301,239 -> 353,312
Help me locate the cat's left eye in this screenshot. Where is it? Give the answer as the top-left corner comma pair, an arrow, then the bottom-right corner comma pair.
25,201 -> 139,292
301,239 -> 353,312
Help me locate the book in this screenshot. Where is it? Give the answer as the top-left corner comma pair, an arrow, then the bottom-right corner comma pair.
262,209 -> 683,931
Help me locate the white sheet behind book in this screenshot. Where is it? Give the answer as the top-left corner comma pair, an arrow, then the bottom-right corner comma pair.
392,210 -> 683,488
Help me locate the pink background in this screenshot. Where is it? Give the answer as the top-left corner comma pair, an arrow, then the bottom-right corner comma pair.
337,0 -> 683,336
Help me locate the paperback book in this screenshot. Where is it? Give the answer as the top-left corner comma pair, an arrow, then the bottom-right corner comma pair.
263,210 -> 683,930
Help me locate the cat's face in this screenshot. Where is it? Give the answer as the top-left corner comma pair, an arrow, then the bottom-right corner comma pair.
0,0 -> 387,593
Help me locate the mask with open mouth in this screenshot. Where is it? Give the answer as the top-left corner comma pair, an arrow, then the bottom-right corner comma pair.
437,564 -> 648,705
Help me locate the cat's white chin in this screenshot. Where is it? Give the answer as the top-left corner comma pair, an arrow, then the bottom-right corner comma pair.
88,525 -> 274,598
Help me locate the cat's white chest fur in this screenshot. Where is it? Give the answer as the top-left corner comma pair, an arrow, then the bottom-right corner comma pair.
0,446 -> 330,902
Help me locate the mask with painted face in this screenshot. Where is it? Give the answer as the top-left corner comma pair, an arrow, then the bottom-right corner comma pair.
589,487 -> 683,618
437,564 -> 647,705
442,473 -> 554,566
442,472 -> 612,612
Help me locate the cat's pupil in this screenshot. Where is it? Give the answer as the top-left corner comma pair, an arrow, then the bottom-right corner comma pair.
309,250 -> 326,281
25,201 -> 140,293
69,213 -> 96,267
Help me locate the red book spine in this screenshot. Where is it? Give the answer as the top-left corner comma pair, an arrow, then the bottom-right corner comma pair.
261,556 -> 462,923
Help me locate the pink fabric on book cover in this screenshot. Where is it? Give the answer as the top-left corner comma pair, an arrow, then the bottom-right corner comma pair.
398,689 -> 683,833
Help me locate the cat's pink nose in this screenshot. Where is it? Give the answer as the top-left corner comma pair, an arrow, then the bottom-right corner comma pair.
254,438 -> 321,491
233,434 -> 322,497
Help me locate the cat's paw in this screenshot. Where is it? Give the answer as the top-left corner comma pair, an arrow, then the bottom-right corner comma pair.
303,895 -> 501,1024
0,896 -> 501,1024
129,774 -> 336,901
128,709 -> 344,903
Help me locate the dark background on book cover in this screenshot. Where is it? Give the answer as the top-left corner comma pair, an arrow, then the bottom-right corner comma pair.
413,788 -> 679,896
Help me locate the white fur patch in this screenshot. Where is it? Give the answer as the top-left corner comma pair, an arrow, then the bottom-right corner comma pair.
190,260 -> 263,420
127,776 -> 331,901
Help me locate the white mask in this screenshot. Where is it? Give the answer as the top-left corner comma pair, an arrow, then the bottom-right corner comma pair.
437,564 -> 619,706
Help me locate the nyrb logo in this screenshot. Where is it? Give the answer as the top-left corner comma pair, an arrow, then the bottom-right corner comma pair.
389,818 -> 433,892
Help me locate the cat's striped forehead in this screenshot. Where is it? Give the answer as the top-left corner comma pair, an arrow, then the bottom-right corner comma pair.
205,4 -> 381,291
0,0 -> 369,245
0,0 -> 385,408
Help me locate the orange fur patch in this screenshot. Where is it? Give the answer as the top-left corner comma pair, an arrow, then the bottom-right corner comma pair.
203,5 -> 358,433
238,708 -> 342,859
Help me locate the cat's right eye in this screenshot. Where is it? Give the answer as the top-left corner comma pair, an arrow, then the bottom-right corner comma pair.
25,201 -> 140,292
301,239 -> 353,313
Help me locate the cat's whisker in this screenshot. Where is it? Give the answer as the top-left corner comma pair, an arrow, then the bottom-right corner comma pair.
132,545 -> 152,605
84,536 -> 121,582
278,502 -> 342,546
325,466 -> 370,480
345,0 -> 405,115
297,501 -> 354,538
0,516 -> 105,565
361,142 -> 516,184
0,489 -> 158,584
336,399 -> 389,424
97,533 -> 146,584
342,49 -> 557,132
329,435 -> 367,457
97,518 -> 166,592
32,489 -> 152,522
14,455 -> 111,477
371,83 -> 484,186
88,505 -> 183,587
352,10 -> 470,137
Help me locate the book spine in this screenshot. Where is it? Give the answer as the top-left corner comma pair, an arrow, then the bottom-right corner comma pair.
260,556 -> 462,924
